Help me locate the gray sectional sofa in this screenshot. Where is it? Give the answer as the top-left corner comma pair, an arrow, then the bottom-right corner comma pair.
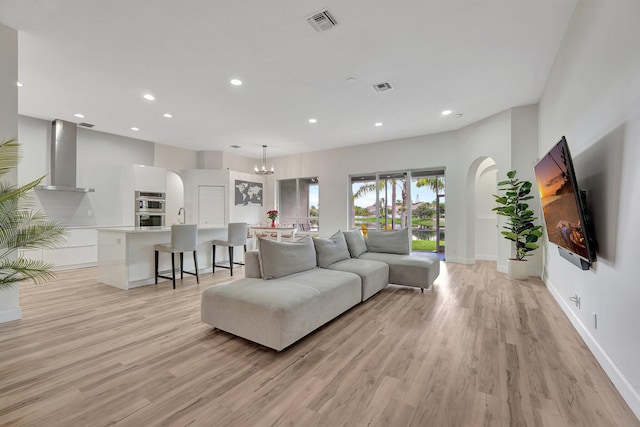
201,229 -> 440,351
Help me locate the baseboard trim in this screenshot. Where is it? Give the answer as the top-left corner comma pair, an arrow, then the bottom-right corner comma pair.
545,277 -> 640,420
0,307 -> 22,323
445,257 -> 475,265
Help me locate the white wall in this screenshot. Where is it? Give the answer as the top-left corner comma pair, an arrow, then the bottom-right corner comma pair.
229,170 -> 264,226
267,108 -> 523,267
197,151 -> 223,170
19,116 -> 155,226
223,151 -> 258,174
538,0 -> 640,417
0,22 -> 21,323
154,143 -> 197,171
511,105 -> 541,274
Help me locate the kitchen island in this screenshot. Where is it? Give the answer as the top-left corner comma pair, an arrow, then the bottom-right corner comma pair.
97,226 -> 227,290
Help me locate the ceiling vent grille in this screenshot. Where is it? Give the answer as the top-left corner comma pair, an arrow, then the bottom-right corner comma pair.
78,122 -> 95,128
306,10 -> 337,32
371,82 -> 393,93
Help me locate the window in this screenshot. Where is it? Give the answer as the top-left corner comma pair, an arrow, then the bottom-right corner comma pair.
350,169 -> 445,253
277,177 -> 319,231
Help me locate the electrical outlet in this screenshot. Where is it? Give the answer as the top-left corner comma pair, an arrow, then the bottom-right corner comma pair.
87,209 -> 93,217
569,294 -> 581,309
593,312 -> 598,329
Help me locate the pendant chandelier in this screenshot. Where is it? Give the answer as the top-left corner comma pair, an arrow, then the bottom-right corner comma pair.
254,144 -> 275,175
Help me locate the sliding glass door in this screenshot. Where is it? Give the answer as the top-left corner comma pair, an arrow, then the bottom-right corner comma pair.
350,169 -> 445,253
410,171 -> 445,253
277,177 -> 319,231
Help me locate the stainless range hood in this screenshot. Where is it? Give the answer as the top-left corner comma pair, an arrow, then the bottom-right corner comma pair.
36,119 -> 95,193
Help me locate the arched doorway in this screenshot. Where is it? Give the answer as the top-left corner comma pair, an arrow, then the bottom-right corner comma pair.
466,157 -> 498,262
165,171 -> 185,225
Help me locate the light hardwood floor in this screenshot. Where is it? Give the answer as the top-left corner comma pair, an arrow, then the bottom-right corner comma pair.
0,262 -> 638,427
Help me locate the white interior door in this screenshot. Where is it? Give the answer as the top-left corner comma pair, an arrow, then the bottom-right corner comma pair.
198,185 -> 225,226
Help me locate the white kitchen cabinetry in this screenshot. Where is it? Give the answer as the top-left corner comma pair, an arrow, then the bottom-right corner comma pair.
19,228 -> 98,271
133,165 -> 166,193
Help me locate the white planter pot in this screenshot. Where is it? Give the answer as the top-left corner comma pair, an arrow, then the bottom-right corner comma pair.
507,259 -> 529,280
0,284 -> 22,323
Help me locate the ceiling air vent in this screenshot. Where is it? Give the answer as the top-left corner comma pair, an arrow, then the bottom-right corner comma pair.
78,122 -> 95,128
306,10 -> 337,32
371,82 -> 393,93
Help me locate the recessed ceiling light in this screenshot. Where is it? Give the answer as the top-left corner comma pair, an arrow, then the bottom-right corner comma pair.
74,113 -> 85,118
346,77 -> 357,83
455,113 -> 463,118
308,118 -> 317,124
131,127 -> 140,131
16,82 -> 23,87
143,94 -> 155,101
375,122 -> 383,127
442,110 -> 452,116
230,79 -> 242,86
230,144 -> 241,149
163,113 -> 173,118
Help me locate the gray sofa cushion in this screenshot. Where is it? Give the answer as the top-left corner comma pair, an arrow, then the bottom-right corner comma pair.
327,258 -> 389,301
313,231 -> 351,268
359,251 -> 440,289
365,230 -> 410,255
343,230 -> 368,258
258,236 -> 316,279
201,268 -> 362,351
244,250 -> 262,278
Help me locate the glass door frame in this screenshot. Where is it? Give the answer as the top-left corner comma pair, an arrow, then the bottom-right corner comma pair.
350,168 -> 446,253
350,170 -> 412,233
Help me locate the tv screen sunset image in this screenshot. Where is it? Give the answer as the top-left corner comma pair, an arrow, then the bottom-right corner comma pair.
534,141 -> 589,259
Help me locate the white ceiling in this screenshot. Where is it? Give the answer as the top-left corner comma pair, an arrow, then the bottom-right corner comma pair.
0,0 -> 577,159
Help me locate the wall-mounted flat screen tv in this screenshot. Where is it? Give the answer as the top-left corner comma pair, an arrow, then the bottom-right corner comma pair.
534,136 -> 597,268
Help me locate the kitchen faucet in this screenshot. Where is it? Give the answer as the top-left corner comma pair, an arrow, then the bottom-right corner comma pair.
178,207 -> 185,224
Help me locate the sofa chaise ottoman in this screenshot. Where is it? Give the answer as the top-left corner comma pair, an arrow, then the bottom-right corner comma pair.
343,229 -> 440,291
201,229 -> 440,351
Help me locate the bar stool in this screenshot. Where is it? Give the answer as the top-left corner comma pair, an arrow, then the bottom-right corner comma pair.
212,222 -> 247,276
154,224 -> 200,289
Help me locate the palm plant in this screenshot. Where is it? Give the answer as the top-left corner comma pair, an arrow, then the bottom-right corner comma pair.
0,138 -> 66,291
353,178 -> 407,229
415,176 -> 444,194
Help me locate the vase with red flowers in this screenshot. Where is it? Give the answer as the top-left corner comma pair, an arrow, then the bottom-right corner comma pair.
267,209 -> 279,228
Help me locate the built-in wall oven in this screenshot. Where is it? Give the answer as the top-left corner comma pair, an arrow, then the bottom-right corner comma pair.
135,191 -> 166,227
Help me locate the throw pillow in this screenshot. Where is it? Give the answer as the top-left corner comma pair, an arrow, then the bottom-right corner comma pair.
343,230 -> 368,258
365,229 -> 410,255
313,230 -> 351,268
258,236 -> 317,279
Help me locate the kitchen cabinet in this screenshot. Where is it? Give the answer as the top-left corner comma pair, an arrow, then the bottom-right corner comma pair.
18,227 -> 98,271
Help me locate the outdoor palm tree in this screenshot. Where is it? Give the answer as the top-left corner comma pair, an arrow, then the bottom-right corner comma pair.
0,138 -> 66,291
416,176 -> 444,194
353,178 -> 407,229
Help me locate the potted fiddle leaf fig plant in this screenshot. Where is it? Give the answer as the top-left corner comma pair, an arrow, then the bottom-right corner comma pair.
493,170 -> 543,280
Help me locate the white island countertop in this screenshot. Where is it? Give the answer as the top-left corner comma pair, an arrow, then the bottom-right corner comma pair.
97,226 -> 228,289
97,226 -> 223,234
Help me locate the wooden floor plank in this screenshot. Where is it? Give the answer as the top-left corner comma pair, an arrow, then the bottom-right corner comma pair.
0,262 -> 638,426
